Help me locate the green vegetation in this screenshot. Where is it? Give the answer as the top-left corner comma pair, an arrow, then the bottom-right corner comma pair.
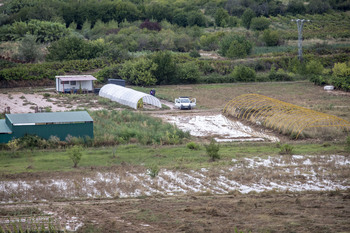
0,0 -> 349,90
187,142 -> 200,150
0,142 -> 344,175
205,139 -> 221,161
67,145 -> 83,168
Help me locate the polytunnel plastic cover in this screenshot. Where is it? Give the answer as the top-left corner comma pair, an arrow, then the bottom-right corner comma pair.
99,84 -> 162,109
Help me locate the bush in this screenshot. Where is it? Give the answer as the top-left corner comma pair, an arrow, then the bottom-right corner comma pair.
67,145 -> 83,168
187,142 -> 200,150
219,34 -> 252,59
268,66 -> 294,81
262,29 -> 280,46
147,164 -> 160,178
250,17 -> 270,31
305,60 -> 324,75
279,144 -> 294,155
231,65 -> 256,82
205,139 -> 220,161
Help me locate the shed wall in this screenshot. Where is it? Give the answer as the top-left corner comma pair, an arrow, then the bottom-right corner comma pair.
11,122 -> 93,141
56,80 -> 93,92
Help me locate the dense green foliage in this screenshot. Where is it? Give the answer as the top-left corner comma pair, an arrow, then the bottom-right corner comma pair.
0,20 -> 69,42
0,0 -> 349,91
219,34 -> 253,58
0,59 -> 107,81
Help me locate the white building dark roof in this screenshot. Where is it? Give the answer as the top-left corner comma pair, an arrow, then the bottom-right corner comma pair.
99,84 -> 162,110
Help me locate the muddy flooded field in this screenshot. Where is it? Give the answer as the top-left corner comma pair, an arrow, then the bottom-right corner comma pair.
1,154 -> 349,232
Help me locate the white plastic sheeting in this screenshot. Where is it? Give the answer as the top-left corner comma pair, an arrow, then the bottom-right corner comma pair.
99,84 -> 162,109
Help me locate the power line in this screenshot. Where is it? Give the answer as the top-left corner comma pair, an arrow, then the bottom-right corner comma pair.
291,19 -> 310,61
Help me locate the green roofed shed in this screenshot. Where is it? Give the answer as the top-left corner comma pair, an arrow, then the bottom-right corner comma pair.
6,111 -> 93,125
0,111 -> 93,143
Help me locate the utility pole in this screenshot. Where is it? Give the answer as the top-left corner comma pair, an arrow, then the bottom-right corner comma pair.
291,19 -> 310,62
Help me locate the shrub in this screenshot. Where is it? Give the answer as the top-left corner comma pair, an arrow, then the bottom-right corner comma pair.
147,164 -> 160,178
187,142 -> 200,150
250,17 -> 270,31
268,66 -> 294,81
305,60 -> 324,75
18,135 -> 48,149
279,144 -> 294,155
205,139 -> 220,161
231,65 -> 256,82
67,145 -> 83,168
262,29 -> 280,46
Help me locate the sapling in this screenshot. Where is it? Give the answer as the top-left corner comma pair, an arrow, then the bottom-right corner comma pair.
67,146 -> 83,168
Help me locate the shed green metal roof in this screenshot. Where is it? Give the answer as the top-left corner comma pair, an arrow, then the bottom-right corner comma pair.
0,119 -> 12,133
6,111 -> 93,125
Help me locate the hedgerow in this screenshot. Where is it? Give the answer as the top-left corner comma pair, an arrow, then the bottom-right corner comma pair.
0,59 -> 108,81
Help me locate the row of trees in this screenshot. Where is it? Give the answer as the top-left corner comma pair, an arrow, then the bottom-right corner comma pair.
1,0 -> 348,28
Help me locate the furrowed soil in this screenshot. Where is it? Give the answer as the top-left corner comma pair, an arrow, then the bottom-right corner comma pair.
1,191 -> 349,233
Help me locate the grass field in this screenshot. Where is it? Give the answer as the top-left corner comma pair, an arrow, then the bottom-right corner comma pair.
0,142 -> 345,175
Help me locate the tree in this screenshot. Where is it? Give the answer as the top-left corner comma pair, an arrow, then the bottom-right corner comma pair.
287,0 -> 306,15
176,62 -> 200,84
187,11 -> 206,27
241,8 -> 255,29
307,0 -> 331,14
67,145 -> 83,168
119,58 -> 158,86
151,51 -> 176,84
231,65 -> 256,82
173,12 -> 188,27
46,36 -> 106,61
215,8 -> 230,27
219,34 -> 252,58
16,34 -> 42,62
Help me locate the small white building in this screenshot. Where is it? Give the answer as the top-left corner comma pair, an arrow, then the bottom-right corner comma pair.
55,75 -> 97,93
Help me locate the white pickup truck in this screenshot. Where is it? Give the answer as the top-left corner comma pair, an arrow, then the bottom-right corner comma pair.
175,97 -> 196,110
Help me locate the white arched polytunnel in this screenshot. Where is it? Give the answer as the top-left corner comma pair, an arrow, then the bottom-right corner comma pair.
99,84 -> 162,109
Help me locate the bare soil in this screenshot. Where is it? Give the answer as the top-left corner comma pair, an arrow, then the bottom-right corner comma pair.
1,191 -> 349,232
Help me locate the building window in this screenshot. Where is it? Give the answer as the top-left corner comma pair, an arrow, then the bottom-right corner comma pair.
70,81 -> 76,85
61,81 -> 69,84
